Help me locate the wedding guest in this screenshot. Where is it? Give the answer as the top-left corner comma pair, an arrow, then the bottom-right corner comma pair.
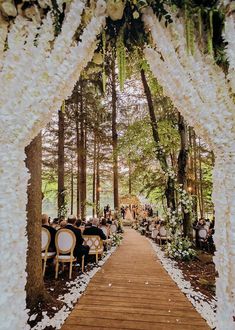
100,218 -> 110,238
64,215 -> 89,263
42,214 -> 56,251
121,206 -> 125,219
83,218 -> 107,240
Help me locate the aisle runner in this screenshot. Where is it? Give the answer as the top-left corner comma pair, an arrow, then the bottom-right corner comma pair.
61,229 -> 210,330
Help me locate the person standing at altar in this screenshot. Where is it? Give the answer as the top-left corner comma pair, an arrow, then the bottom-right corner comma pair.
132,205 -> 136,219
125,206 -> 134,221
121,205 -> 125,219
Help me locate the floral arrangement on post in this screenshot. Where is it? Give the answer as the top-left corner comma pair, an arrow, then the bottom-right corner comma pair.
110,233 -> 123,247
165,236 -> 196,261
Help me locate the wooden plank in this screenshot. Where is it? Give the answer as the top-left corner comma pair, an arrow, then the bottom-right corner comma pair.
61,229 -> 210,330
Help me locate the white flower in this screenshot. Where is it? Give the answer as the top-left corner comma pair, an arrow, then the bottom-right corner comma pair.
92,52 -> 103,65
107,0 -> 125,21
133,10 -> 139,19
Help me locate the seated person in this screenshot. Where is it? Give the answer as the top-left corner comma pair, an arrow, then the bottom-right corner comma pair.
100,218 -> 110,238
85,218 -> 92,227
83,218 -> 107,241
51,217 -> 60,230
64,215 -> 90,264
42,214 -> 56,252
75,219 -> 82,228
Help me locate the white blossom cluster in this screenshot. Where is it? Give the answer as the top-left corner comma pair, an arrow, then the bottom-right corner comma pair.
176,185 -> 193,214
165,236 -> 196,261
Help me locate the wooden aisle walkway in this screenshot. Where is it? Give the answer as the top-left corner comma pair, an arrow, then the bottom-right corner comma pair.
61,228 -> 210,330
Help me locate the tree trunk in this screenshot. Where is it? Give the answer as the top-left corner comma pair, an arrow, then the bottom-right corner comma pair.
198,137 -> 204,218
58,107 -> 65,216
96,142 -> 100,216
80,80 -> 86,219
141,68 -> 175,210
128,154 -> 132,194
111,56 -> 119,209
75,83 -> 81,218
92,132 -> 97,217
192,129 -> 198,218
25,133 -> 47,308
177,113 -> 191,237
70,159 -> 74,215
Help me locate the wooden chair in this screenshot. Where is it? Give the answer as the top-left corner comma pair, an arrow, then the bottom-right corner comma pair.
110,224 -> 117,234
83,235 -> 104,263
151,228 -> 159,241
41,227 -> 56,277
198,228 -> 208,250
101,226 -> 108,237
101,226 -> 111,250
157,226 -> 171,245
55,229 -> 79,279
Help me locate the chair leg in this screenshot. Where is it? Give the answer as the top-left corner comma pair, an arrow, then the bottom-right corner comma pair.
96,252 -> 98,263
55,260 -> 59,279
81,256 -> 84,273
43,257 -> 47,277
69,261 -> 73,279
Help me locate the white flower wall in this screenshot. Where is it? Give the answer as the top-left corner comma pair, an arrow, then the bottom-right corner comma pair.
143,8 -> 235,329
0,1 -> 106,329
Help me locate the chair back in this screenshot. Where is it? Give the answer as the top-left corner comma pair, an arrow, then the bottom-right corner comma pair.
42,227 -> 50,252
83,235 -> 103,252
151,228 -> 158,239
159,226 -> 167,237
110,224 -> 117,234
55,229 -> 76,255
198,228 -> 207,239
149,224 -> 155,231
101,226 -> 108,237
204,225 -> 210,231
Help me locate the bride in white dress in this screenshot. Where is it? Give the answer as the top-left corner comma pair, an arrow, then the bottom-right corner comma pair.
125,206 -> 134,221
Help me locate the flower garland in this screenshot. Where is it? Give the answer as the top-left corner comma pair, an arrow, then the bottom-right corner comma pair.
143,7 -> 235,329
0,1 -> 106,329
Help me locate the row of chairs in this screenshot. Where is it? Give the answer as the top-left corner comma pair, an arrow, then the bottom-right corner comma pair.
42,228 -> 104,279
150,226 -> 171,245
149,226 -> 210,249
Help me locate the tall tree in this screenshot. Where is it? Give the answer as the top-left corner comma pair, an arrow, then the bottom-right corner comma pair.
92,131 -> 97,217
75,83 -> 81,218
198,137 -> 204,218
177,112 -> 191,236
25,133 -> 47,308
111,56 -> 119,209
96,141 -> 101,216
80,80 -> 87,219
58,106 -> 65,216
70,156 -> 74,215
141,68 -> 176,210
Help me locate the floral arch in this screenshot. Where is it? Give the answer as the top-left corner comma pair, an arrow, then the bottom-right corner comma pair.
0,0 -> 234,329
